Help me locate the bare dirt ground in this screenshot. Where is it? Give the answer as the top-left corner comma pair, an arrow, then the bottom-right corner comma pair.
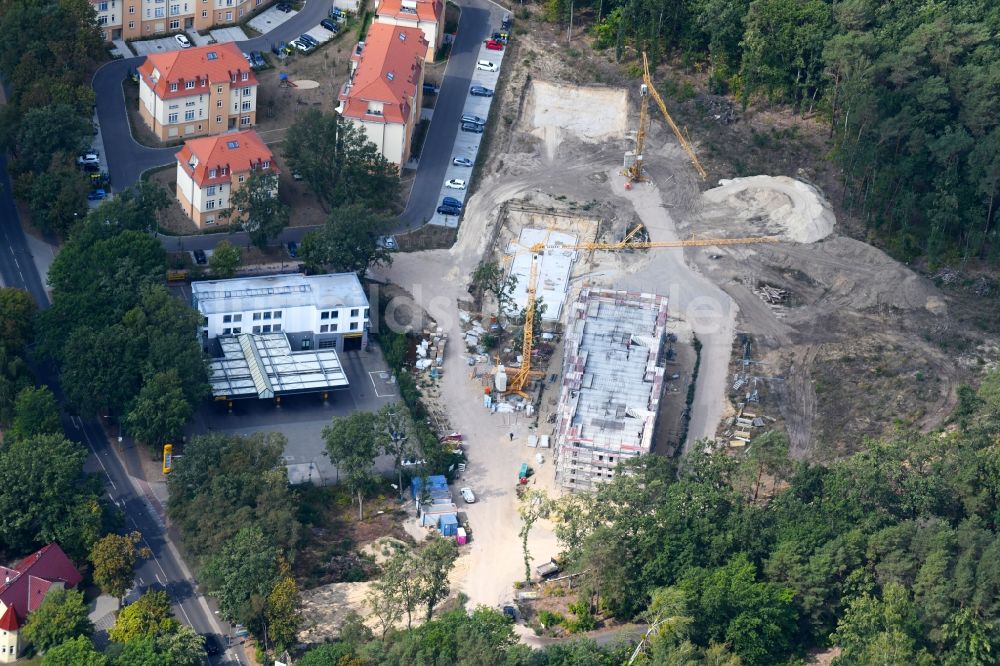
364,4 -> 1000,614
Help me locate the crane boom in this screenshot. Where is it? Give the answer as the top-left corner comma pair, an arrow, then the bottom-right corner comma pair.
643,53 -> 707,180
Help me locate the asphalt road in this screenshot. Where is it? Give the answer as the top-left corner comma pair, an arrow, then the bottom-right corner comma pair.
90,0 -> 501,249
0,122 -> 240,663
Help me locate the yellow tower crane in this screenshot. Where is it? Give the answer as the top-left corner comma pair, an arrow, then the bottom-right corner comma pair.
502,229 -> 779,398
627,52 -> 708,183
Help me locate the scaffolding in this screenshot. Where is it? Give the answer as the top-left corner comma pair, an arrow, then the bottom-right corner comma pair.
554,289 -> 669,491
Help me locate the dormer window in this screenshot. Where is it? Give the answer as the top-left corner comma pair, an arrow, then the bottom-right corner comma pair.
169,82 -> 178,91
241,71 -> 249,81
209,168 -> 217,178
185,80 -> 195,89
263,160 -> 270,169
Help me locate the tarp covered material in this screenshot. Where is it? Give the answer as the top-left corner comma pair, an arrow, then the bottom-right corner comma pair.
439,513 -> 459,536
411,475 -> 449,498
420,505 -> 457,526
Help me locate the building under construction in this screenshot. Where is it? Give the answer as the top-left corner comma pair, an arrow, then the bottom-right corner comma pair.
554,288 -> 669,491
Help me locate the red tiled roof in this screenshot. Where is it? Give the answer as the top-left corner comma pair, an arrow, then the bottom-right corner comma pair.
341,24 -> 426,124
138,42 -> 256,100
377,0 -> 442,23
175,129 -> 279,188
0,544 -> 81,625
0,606 -> 18,632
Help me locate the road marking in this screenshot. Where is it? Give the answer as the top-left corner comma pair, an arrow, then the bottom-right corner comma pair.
369,371 -> 396,397
175,600 -> 193,627
80,424 -> 116,489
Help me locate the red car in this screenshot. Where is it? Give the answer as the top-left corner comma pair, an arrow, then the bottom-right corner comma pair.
485,39 -> 504,51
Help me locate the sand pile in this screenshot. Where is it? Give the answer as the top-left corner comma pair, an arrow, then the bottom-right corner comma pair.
702,176 -> 835,243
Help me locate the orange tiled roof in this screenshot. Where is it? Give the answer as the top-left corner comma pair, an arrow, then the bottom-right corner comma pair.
138,42 -> 256,100
341,24 -> 426,124
175,130 -> 279,188
377,0 -> 442,23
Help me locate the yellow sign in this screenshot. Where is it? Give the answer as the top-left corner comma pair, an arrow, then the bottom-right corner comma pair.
162,444 -> 173,474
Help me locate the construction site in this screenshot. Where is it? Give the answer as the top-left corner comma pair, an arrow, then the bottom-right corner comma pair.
363,20 -> 993,621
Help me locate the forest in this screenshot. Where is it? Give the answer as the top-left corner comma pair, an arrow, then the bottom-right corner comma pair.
540,0 -> 1000,264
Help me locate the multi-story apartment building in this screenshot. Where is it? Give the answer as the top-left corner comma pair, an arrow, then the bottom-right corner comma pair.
92,0 -> 272,42
337,24 -> 427,166
174,129 -> 277,228
137,42 -> 257,141
373,0 -> 444,61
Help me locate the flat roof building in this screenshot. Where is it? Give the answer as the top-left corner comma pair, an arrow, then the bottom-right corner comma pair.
554,289 -> 669,492
192,273 -> 370,400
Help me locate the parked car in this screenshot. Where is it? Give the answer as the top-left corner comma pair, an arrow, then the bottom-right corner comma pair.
87,188 -> 107,201
292,39 -> 314,53
287,241 -> 298,258
502,605 -> 517,621
452,157 -> 473,167
501,12 -> 512,29
422,82 -> 439,95
377,235 -> 398,250
299,33 -> 319,47
174,33 -> 191,48
469,85 -> 494,97
445,179 -> 467,190
475,60 -> 497,72
251,51 -> 266,68
461,113 -> 486,125
329,6 -> 344,17
242,51 -> 252,63
320,18 -> 338,31
460,487 -> 476,503
272,41 -> 287,56
485,39 -> 503,51
276,2 -> 292,11
437,205 -> 461,216
192,249 -> 207,265
81,162 -> 101,173
442,196 -> 463,208
460,122 -> 484,133
77,152 -> 99,166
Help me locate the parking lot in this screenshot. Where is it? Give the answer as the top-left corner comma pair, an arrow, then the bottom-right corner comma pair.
247,5 -> 298,35
427,39 -> 507,227
194,348 -> 398,483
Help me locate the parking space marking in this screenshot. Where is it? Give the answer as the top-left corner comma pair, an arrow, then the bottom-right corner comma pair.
369,371 -> 396,398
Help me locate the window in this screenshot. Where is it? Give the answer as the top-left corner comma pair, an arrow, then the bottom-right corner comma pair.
202,10 -> 207,16
273,311 -> 282,319
233,314 -> 242,322
225,9 -> 232,18
238,174 -> 245,183
205,200 -> 215,210
223,314 -> 232,323
242,86 -> 251,94
207,185 -> 216,195
223,327 -> 232,335
184,110 -> 195,120
330,323 -> 338,332
169,82 -> 178,92
253,312 -> 261,320
331,310 -> 339,318
240,116 -> 250,126
145,8 -> 150,16
241,100 -> 251,111
216,99 -> 223,108
99,0 -> 108,8
263,160 -> 270,169
216,115 -> 222,123
263,311 -> 271,320
129,4 -> 134,11
128,19 -> 134,26
98,15 -> 108,24
363,307 -> 369,318
252,325 -> 261,333
155,6 -> 164,15
350,308 -> 359,317
169,19 -> 179,28
320,324 -> 329,333
233,327 -> 241,334
273,323 -> 281,332
321,311 -> 329,320
185,80 -> 195,89
262,324 -> 271,333
209,169 -> 216,178
350,322 -> 358,331
239,8 -> 244,16
170,3 -> 179,13
168,112 -> 178,123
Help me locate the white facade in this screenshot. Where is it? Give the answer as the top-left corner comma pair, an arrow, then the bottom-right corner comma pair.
175,163 -> 232,217
192,274 -> 370,353
353,119 -> 408,165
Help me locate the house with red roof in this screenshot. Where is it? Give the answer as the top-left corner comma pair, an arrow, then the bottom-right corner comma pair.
337,24 -> 428,166
138,42 -> 258,142
373,0 -> 444,61
0,543 -> 82,663
175,129 -> 279,228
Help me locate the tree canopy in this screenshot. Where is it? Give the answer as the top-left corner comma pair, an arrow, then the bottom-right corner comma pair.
300,204 -> 394,276
223,171 -> 289,249
21,588 -> 93,653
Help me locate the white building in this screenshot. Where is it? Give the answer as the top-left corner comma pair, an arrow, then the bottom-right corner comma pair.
192,273 -> 370,352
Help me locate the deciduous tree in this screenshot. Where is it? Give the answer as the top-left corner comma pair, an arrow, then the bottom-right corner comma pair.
265,572 -> 301,652
204,525 -> 280,633
123,370 -> 192,448
108,590 -> 177,644
415,536 -> 458,622
41,636 -> 108,666
300,204 -> 394,275
8,385 -> 61,441
223,171 -> 288,249
518,489 -> 550,584
209,239 -> 241,278
90,531 -> 151,605
322,411 -> 382,518
21,588 -> 93,653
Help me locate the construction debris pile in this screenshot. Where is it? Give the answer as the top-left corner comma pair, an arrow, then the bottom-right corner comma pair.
414,328 -> 447,380
724,336 -> 778,447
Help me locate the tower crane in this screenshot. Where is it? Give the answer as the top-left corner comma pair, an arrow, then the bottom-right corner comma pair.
500,229 -> 779,398
626,52 -> 708,183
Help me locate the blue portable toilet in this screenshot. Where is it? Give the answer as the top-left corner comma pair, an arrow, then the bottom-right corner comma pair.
439,513 -> 459,537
